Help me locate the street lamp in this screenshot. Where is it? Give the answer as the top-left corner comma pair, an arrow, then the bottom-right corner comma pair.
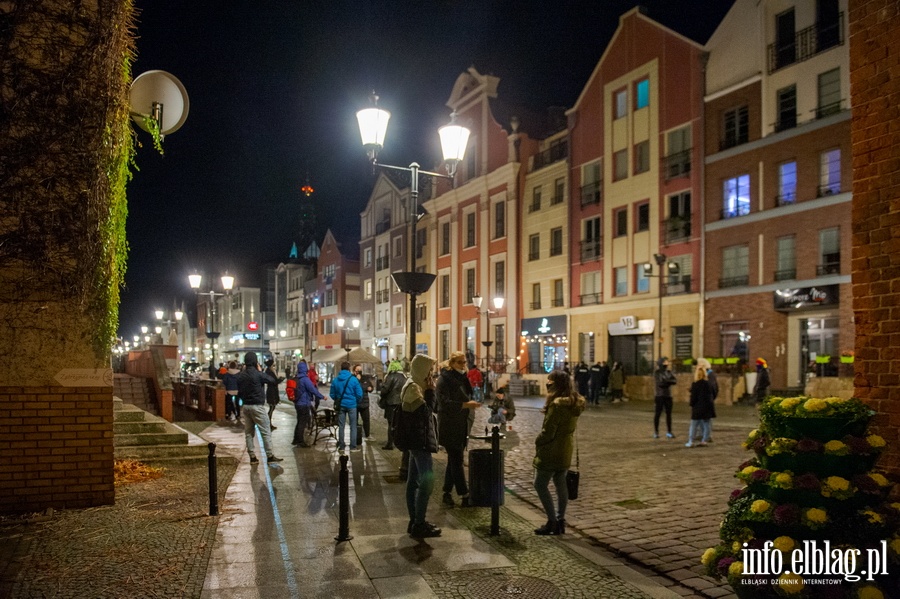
357,93 -> 470,361
337,317 -> 360,362
643,253 -> 680,375
472,293 -> 505,371
155,307 -> 184,346
189,272 -> 234,370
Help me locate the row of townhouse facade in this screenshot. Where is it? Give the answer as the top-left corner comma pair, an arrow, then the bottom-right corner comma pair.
275,0 -> 852,393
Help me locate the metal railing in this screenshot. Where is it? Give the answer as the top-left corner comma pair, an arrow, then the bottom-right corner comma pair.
721,205 -> 750,219
551,297 -> 564,307
580,181 -> 601,206
662,149 -> 691,180
719,275 -> 749,288
817,262 -> 840,276
530,301 -> 541,310
774,268 -> 796,281
530,140 -> 568,172
768,14 -> 843,74
375,220 -> 391,235
664,217 -> 691,243
666,275 -> 692,295
375,256 -> 389,271
580,239 -> 602,261
579,292 -> 602,306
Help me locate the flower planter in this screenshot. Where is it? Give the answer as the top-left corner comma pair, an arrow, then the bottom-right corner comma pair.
840,356 -> 854,364
782,416 -> 868,441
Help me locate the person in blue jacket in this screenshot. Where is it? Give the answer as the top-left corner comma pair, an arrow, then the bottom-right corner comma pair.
292,360 -> 324,447
330,361 -> 364,452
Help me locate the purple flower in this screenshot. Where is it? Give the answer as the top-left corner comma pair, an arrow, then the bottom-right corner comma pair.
773,503 -> 800,526
738,458 -> 758,471
729,488 -> 746,504
717,557 -> 736,577
750,469 -> 771,483
796,438 -> 823,453
843,435 -> 870,455
794,473 -> 821,491
853,474 -> 880,494
751,435 -> 769,453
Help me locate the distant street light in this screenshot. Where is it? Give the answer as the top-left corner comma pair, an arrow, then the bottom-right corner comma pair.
357,93 -> 469,361
643,253 -> 680,374
189,272 -> 235,370
337,317 -> 361,362
472,294 -> 505,371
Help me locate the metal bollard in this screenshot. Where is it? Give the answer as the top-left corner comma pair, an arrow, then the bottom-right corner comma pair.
490,425 -> 501,536
334,454 -> 353,542
207,442 -> 219,516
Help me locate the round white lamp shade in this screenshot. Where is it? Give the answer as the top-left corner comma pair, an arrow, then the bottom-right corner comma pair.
130,70 -> 190,135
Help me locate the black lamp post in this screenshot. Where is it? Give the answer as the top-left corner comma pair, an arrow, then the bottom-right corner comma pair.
337,317 -> 360,362
642,254 -> 680,374
189,272 -> 234,370
357,94 -> 470,362
472,293 -> 505,371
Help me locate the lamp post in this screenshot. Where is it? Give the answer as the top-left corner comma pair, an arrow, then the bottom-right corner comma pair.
189,272 -> 234,371
337,317 -> 360,362
642,254 -> 680,375
155,307 -> 184,346
472,293 -> 505,371
357,93 -> 469,362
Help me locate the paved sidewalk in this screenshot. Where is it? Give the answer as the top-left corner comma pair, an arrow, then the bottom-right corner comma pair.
199,401 -> 686,598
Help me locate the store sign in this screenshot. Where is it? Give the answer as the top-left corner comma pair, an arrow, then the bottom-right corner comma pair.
620,315 -> 638,329
520,315 -> 566,336
247,321 -> 259,331
773,285 -> 839,311
244,333 -> 260,340
608,319 -> 654,336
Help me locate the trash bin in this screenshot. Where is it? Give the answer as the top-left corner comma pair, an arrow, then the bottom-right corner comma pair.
468,448 -> 505,507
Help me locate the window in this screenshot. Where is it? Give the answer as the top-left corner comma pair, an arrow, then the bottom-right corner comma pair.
323,264 -> 335,279
415,305 -> 426,333
324,319 -> 334,334
440,329 -> 450,362
666,191 -> 691,242
440,274 -> 450,308
819,227 -> 840,275
667,254 -> 693,293
635,78 -> 649,109
665,126 -> 691,179
636,203 -> 650,232
776,85 -> 797,131
465,268 -> 475,303
550,227 -> 563,256
394,236 -> 403,257
465,212 -> 476,247
581,161 -> 601,205
364,279 -> 372,299
636,264 -> 649,293
531,283 -> 541,310
819,149 -> 841,196
614,267 -> 628,296
580,271 -> 601,305
552,178 -> 565,205
817,68 -> 841,118
614,208 -> 628,237
493,324 -> 504,361
552,279 -> 564,307
441,222 -> 451,255
529,186 -> 542,213
723,174 -> 751,218
721,321 -> 750,362
415,228 -> 426,259
722,106 -> 749,149
778,161 -> 797,205
364,248 -> 372,267
613,149 -> 628,181
775,236 -> 796,281
494,201 -> 505,239
775,8 -> 796,70
394,305 -> 403,327
494,261 -> 505,296
615,89 -> 627,119
529,234 -> 540,261
721,245 -> 749,287
581,217 -> 601,261
634,141 -> 650,174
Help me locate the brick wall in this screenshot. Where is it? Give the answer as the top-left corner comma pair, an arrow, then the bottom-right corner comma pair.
0,386 -> 114,512
849,0 -> 900,475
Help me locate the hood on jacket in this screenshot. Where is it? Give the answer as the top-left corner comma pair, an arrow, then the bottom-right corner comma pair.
296,361 -> 309,377
226,368 -> 240,375
552,393 -> 587,416
244,351 -> 258,367
409,354 -> 436,387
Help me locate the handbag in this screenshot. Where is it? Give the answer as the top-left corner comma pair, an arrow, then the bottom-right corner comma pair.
566,421 -> 580,500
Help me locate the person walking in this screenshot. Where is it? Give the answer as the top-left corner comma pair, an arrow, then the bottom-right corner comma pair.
264,359 -> 284,430
694,358 -> 718,443
653,357 -> 677,439
608,361 -> 625,403
753,357 -> 771,404
394,354 -> 441,539
330,361 -> 363,452
292,360 -> 323,447
436,351 -> 480,508
533,369 -> 585,535
354,365 -> 374,446
236,352 -> 283,464
379,360 -> 406,450
685,365 -> 716,447
222,360 -> 240,423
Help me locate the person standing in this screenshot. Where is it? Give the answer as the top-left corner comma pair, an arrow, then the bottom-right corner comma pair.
436,351 -> 480,508
331,361 -> 363,452
608,362 -> 625,403
574,361 -> 590,398
292,360 -> 323,447
753,358 -> 771,404
379,360 -> 406,450
395,354 -> 441,538
354,365 -> 373,446
236,352 -> 282,464
653,357 -> 677,439
533,369 -> 585,535
222,360 -> 240,423
264,359 -> 284,430
588,361 -> 602,405
695,358 -> 718,443
685,365 -> 715,447
466,365 -> 484,402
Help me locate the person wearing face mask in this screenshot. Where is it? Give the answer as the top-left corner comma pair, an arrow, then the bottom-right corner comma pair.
436,351 -> 481,508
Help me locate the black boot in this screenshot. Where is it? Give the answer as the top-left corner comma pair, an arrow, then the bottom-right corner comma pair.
556,518 -> 566,535
534,521 -> 559,535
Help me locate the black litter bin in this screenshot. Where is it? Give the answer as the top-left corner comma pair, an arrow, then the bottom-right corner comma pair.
468,448 -> 505,507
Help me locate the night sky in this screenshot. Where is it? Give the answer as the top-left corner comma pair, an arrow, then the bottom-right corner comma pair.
120,0 -> 734,338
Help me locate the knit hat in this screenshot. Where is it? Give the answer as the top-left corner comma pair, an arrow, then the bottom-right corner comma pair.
756,357 -> 767,368
657,357 -> 669,367
244,351 -> 258,366
265,358 -> 274,367
387,359 -> 403,373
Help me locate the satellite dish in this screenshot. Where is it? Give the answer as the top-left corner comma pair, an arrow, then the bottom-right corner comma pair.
129,70 -> 189,136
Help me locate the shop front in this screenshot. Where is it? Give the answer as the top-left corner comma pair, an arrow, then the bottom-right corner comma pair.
520,316 -> 568,374
607,316 -> 654,376
775,285 -> 845,388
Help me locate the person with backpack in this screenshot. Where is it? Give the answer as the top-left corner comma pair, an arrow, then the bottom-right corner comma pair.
379,360 -> 406,450
292,360 -> 323,448
330,361 -> 363,453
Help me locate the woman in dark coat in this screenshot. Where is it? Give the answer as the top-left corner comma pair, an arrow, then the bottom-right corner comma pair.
436,351 -> 480,507
685,366 -> 715,447
264,359 -> 284,430
533,369 -> 586,535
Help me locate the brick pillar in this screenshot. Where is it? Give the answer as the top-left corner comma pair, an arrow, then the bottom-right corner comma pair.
849,0 -> 900,474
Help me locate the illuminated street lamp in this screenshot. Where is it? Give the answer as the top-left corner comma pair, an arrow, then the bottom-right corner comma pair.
472,294 -> 505,370
189,272 -> 235,370
357,93 -> 469,361
155,307 -> 184,345
337,317 -> 361,362
643,253 -> 680,375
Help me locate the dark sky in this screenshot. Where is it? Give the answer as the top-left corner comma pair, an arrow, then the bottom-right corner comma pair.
120,0 -> 733,337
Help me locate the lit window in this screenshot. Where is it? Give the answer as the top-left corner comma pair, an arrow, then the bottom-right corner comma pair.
635,79 -> 649,109
615,89 -> 627,119
723,174 -> 750,218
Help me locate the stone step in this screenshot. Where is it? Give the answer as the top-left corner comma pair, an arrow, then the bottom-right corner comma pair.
114,421 -> 169,434
114,443 -> 210,461
115,431 -> 189,447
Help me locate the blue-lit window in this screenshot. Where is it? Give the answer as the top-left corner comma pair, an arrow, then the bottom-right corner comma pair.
636,265 -> 649,293
636,79 -> 649,109
778,161 -> 797,205
723,174 -> 750,218
615,267 -> 628,296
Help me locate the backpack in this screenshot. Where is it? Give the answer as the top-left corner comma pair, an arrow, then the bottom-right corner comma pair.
391,407 -> 411,451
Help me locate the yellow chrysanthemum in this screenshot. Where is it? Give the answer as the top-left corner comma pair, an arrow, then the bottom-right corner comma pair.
824,476 -> 850,491
803,398 -> 828,412
890,538 -> 900,555
824,440 -> 847,452
751,500 -> 771,514
780,397 -> 802,411
806,508 -> 827,523
778,572 -> 805,593
890,503 -> 900,512
863,510 -> 883,524
858,585 -> 885,599
869,473 -> 890,487
748,429 -> 759,439
867,435 -> 887,448
732,541 -> 742,554
825,396 -> 846,405
774,473 -> 793,488
741,466 -> 760,477
701,547 -> 717,566
773,536 -> 795,553
728,561 -> 744,579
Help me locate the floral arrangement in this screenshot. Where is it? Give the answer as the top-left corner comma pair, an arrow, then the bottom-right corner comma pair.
760,396 -> 874,421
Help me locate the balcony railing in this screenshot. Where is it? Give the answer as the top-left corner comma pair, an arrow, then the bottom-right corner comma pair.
662,149 -> 691,180
721,205 -> 750,219
580,181 -> 601,206
580,239 -> 602,262
664,217 -> 691,244
774,113 -> 797,133
530,301 -> 541,310
719,133 -> 749,152
719,275 -> 749,289
768,14 -> 844,74
375,219 -> 391,235
817,262 -> 840,276
579,292 -> 602,306
550,244 -> 562,256
375,256 -> 389,271
818,183 -> 842,197
551,297 -> 564,307
530,140 -> 568,172
774,268 -> 796,281
528,251 -> 540,261
815,100 -> 843,120
528,201 -> 541,213
776,193 -> 796,206
665,275 -> 692,295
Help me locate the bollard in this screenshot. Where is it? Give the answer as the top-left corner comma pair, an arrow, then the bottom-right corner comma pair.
207,442 -> 219,516
335,454 -> 353,542
490,425 -> 501,536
